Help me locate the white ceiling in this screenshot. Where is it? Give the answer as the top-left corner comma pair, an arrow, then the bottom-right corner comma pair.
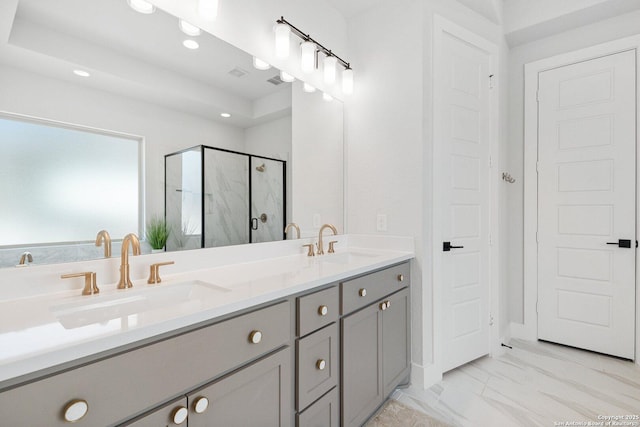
324,0 -> 389,19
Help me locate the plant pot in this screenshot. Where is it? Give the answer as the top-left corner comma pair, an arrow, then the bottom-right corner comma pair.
151,248 -> 164,254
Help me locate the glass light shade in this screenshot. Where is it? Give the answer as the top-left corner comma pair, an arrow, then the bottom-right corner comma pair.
179,20 -> 201,36
342,68 -> 354,95
274,24 -> 291,59
303,83 -> 316,93
183,40 -> 200,50
300,41 -> 316,74
322,92 -> 334,102
280,70 -> 295,82
252,57 -> 271,70
127,0 -> 155,14
323,56 -> 337,85
197,0 -> 218,21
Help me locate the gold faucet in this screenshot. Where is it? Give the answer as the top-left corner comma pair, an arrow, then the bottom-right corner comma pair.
95,230 -> 111,258
284,223 -> 301,239
117,233 -> 141,289
316,224 -> 338,255
18,251 -> 33,265
61,271 -> 99,296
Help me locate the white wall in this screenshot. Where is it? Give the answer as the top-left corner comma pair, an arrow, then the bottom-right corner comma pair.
507,9 -> 640,324
346,0 -> 505,387
0,64 -> 245,236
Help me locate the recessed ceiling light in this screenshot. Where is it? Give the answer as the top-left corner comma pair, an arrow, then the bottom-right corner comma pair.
179,20 -> 201,36
303,83 -> 316,93
127,0 -> 155,14
252,57 -> 271,71
73,69 -> 90,77
183,39 -> 200,50
220,113 -> 231,118
280,70 -> 295,82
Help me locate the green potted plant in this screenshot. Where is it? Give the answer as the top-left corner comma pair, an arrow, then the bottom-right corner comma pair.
146,216 -> 171,252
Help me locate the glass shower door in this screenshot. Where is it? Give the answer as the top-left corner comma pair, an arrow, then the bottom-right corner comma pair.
250,157 -> 285,243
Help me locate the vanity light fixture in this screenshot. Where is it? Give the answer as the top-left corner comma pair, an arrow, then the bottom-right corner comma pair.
127,0 -> 156,14
183,39 -> 200,50
280,70 -> 295,82
275,16 -> 354,94
220,113 -> 231,118
322,92 -> 334,102
179,19 -> 201,36
197,0 -> 218,21
73,69 -> 91,77
252,57 -> 271,70
303,83 -> 316,93
274,23 -> 291,59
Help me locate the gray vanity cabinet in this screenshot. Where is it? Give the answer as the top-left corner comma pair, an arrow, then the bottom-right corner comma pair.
187,347 -> 292,427
340,262 -> 411,427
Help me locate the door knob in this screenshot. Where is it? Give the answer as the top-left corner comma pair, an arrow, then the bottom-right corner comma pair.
443,241 -> 464,252
606,239 -> 632,248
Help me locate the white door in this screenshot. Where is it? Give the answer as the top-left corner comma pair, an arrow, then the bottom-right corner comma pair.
438,29 -> 493,372
537,50 -> 636,359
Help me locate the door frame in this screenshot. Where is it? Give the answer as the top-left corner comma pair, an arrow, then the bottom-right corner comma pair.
520,35 -> 640,363
432,15 -> 501,376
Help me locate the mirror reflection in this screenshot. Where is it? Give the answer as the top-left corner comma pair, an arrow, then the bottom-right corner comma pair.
0,0 -> 344,268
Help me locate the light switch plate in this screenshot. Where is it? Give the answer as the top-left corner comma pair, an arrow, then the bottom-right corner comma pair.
376,214 -> 387,232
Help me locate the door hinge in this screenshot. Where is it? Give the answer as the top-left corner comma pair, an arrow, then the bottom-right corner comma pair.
489,74 -> 494,89
536,90 -> 540,102
536,300 -> 539,314
489,314 -> 494,326
536,161 -> 540,173
489,155 -> 493,168
536,231 -> 539,243
489,233 -> 493,245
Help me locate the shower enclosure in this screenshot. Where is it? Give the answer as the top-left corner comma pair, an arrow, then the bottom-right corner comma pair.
165,145 -> 286,251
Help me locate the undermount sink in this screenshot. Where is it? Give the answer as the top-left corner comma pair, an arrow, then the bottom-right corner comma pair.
320,251 -> 381,264
52,280 -> 230,329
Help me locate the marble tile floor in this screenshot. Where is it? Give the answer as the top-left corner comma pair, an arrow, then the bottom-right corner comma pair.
392,339 -> 640,427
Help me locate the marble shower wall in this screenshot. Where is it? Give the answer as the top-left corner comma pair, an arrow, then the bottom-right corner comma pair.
251,158 -> 285,243
204,148 -> 250,247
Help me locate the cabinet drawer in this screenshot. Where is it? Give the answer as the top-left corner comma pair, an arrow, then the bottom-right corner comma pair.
296,388 -> 339,427
0,300 -> 291,427
340,262 -> 409,315
296,323 -> 339,411
297,286 -> 339,337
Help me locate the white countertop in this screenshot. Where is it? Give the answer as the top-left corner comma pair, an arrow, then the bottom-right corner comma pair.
0,235 -> 414,389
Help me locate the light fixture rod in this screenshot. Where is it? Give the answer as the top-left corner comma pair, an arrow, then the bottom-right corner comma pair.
276,16 -> 351,70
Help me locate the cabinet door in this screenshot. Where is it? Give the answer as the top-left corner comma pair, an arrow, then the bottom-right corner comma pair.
187,347 -> 292,427
122,397 -> 188,427
341,303 -> 383,427
382,288 -> 411,396
296,388 -> 339,427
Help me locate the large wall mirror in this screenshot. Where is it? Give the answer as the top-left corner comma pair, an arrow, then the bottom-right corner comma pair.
0,0 -> 344,268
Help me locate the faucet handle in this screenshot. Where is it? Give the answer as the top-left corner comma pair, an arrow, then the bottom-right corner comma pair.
61,272 -> 99,296
302,244 -> 315,257
328,241 -> 338,254
148,261 -> 175,284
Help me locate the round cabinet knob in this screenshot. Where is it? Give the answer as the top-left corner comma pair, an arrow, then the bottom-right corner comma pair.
358,288 -> 367,297
193,396 -> 209,414
397,274 -> 404,282
379,301 -> 388,311
172,406 -> 188,425
63,399 -> 89,423
386,300 -> 391,308
316,359 -> 327,370
318,305 -> 329,316
249,330 -> 262,344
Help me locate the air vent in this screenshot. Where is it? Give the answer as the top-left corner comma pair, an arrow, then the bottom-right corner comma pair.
228,67 -> 248,78
267,75 -> 285,86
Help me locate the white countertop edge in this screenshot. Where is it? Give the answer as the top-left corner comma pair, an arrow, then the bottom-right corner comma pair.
0,249 -> 413,388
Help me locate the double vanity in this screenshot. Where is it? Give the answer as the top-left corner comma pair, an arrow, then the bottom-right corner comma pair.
0,234 -> 413,426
